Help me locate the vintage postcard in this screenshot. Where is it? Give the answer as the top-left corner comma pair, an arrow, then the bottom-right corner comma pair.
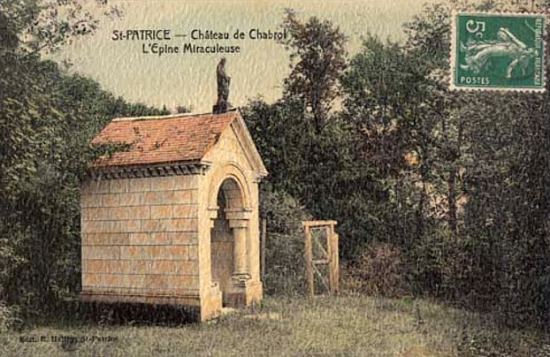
1,0 -> 550,356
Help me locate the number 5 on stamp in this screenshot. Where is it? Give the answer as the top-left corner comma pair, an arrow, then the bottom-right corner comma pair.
451,12 -> 546,92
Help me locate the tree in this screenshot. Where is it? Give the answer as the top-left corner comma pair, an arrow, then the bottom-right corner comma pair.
337,0 -> 550,328
341,34 -> 449,247
0,1 -> 169,316
400,0 -> 550,326
243,97 -> 380,256
280,9 -> 347,132
0,0 -> 120,56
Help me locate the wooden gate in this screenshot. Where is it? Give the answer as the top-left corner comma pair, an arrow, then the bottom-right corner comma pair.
302,220 -> 339,297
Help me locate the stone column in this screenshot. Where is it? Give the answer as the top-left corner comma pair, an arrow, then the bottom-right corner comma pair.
229,219 -> 248,277
207,207 -> 219,289
225,208 -> 252,284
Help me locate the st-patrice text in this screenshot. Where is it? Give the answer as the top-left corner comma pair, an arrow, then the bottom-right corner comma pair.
113,28 -> 287,56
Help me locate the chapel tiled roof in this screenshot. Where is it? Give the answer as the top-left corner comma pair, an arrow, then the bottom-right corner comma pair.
90,110 -> 238,168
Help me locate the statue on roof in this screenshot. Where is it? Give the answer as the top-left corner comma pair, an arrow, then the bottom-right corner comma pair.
214,58 -> 231,114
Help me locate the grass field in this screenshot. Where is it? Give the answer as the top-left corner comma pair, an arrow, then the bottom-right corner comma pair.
1,295 -> 548,357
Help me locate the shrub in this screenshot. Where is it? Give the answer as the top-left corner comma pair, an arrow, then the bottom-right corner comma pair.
0,301 -> 21,333
343,242 -> 410,298
260,186 -> 310,296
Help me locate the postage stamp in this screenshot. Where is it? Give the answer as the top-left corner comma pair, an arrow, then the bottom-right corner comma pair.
451,12 -> 546,91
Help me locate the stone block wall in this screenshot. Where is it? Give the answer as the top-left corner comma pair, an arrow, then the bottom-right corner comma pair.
80,175 -> 200,302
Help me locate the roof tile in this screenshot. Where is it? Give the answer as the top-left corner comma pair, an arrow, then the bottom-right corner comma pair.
91,111 -> 238,167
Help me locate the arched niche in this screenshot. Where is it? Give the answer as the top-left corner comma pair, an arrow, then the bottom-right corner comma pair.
207,164 -> 253,303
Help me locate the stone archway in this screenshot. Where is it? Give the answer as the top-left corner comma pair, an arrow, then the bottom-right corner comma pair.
208,167 -> 253,306
210,179 -> 242,300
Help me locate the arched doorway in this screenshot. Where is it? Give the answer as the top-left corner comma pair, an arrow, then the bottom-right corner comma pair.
210,178 -> 248,305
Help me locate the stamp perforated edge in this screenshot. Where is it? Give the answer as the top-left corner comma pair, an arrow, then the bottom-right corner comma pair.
449,10 -> 547,93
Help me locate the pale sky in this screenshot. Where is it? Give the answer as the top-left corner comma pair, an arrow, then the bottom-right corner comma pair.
52,0 -> 439,112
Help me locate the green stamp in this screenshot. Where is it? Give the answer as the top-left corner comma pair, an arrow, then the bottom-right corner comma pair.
451,12 -> 546,91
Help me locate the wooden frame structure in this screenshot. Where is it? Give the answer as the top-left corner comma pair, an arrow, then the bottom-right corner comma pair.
302,220 -> 339,297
